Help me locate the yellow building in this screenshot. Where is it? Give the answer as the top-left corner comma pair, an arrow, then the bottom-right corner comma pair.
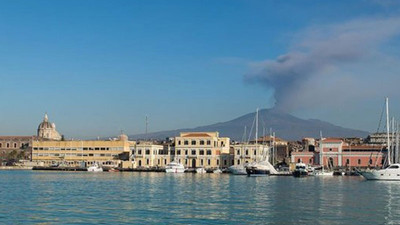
131,142 -> 171,168
233,143 -> 270,166
174,132 -> 230,169
32,135 -> 131,167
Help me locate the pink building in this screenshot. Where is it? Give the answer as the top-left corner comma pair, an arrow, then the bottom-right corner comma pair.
291,138 -> 386,168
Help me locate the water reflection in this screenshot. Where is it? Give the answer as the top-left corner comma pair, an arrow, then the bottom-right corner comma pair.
1,171 -> 400,224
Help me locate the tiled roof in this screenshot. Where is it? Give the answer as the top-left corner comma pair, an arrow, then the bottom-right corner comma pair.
182,133 -> 211,137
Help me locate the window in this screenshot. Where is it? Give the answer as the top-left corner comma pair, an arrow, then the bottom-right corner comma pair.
329,148 -> 332,151
309,158 -> 312,164
199,150 -> 204,155
13,143 -> 17,148
346,159 -> 350,165
145,149 -> 150,155
184,141 -> 189,145
358,159 -> 361,165
191,150 -> 196,155
147,159 -> 149,165
138,160 -> 142,166
178,141 -> 181,145
200,140 -> 205,145
245,150 -> 248,155
185,150 -> 188,155
191,140 -> 196,145
177,150 -> 181,155
298,159 -> 301,163
224,160 -> 227,165
6,143 -> 10,148
208,159 -> 211,165
237,159 -> 240,165
138,150 -> 142,155
201,159 -> 203,166
164,159 -> 167,164
217,160 -> 219,165
0,143 -> 2,148
207,140 -> 211,145
254,150 -> 256,155
206,150 -> 212,155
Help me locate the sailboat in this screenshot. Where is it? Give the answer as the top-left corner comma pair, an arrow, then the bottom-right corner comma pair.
313,131 -> 334,176
359,97 -> 400,181
246,108 -> 278,176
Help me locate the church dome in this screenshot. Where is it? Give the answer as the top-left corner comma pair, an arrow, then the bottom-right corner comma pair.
37,113 -> 54,130
37,113 -> 62,141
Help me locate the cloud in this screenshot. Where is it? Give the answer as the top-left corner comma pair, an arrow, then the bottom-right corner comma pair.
245,17 -> 400,112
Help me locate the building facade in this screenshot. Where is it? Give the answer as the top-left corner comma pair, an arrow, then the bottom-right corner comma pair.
291,138 -> 386,168
32,137 -> 131,167
174,132 -> 231,169
232,143 -> 270,166
131,142 -> 171,168
0,136 -> 33,164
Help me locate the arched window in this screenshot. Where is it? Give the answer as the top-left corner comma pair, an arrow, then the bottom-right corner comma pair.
138,160 -> 142,167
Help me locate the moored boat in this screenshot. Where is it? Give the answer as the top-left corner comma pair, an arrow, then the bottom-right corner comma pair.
293,163 -> 308,177
196,167 -> 207,174
228,164 -> 248,175
213,168 -> 222,174
87,163 -> 103,172
165,161 -> 185,173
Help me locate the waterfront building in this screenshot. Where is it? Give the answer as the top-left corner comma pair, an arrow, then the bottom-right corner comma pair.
232,143 -> 270,166
131,141 -> 171,168
37,113 -> 62,141
174,132 -> 230,169
291,138 -> 386,168
0,136 -> 33,164
32,133 -> 131,167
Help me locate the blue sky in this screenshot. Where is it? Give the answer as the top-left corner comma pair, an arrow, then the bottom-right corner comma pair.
0,0 -> 400,138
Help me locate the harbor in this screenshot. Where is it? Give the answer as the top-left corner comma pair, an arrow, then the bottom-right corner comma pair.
1,170 -> 399,225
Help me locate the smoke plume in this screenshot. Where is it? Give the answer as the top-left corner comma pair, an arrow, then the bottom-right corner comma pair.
246,17 -> 400,112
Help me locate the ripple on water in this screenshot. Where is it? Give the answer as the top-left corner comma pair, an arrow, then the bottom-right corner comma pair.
1,171 -> 400,224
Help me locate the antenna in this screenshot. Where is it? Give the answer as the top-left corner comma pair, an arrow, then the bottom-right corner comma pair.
145,115 -> 149,138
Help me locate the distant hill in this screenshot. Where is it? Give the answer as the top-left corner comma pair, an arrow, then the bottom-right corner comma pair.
129,108 -> 369,141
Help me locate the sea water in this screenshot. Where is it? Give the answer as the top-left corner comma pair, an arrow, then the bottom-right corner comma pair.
0,170 -> 399,224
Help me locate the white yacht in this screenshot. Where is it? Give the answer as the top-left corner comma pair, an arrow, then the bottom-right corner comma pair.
359,164 -> 400,180
213,168 -> 222,174
87,163 -> 103,172
359,98 -> 400,181
165,161 -> 185,173
196,167 -> 207,174
228,164 -> 248,175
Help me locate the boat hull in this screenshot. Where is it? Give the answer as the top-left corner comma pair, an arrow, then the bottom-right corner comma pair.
165,168 -> 185,173
359,170 -> 400,181
293,170 -> 308,177
229,167 -> 247,175
246,168 -> 270,176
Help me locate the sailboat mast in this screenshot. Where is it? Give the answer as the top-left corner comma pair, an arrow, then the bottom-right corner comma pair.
255,108 -> 259,145
386,97 -> 391,165
320,131 -> 324,172
396,122 -> 399,164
